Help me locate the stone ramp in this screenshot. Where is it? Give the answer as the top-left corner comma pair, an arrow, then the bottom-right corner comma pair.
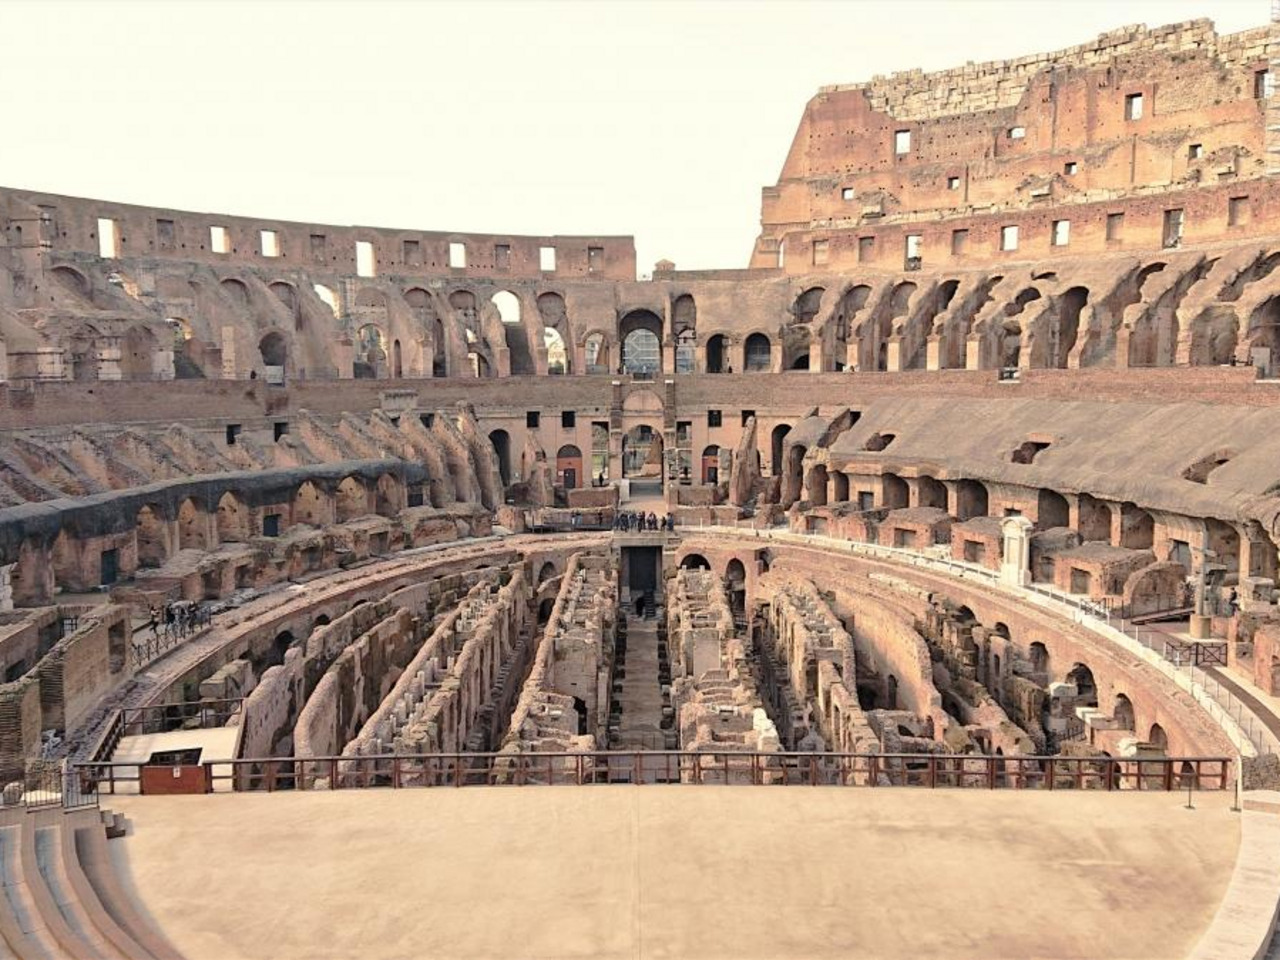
0,807 -> 180,960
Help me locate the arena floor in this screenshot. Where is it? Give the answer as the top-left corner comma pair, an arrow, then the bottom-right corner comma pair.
104,787 -> 1239,960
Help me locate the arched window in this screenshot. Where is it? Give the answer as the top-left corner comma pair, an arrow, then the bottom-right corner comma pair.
623,328 -> 660,375
744,333 -> 771,371
544,327 -> 568,374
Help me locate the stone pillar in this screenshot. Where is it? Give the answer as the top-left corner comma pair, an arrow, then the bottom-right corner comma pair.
0,564 -> 13,613
1114,328 -> 1132,369
905,477 -> 922,508
662,340 -> 675,376
885,336 -> 904,373
221,326 -> 237,379
965,336 -> 982,371
808,338 -> 823,372
845,341 -> 859,372
925,335 -> 943,371
1000,516 -> 1034,587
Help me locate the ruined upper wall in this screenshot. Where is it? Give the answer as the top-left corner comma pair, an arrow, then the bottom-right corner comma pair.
753,20 -> 1280,271
824,21 -> 1269,122
0,187 -> 637,282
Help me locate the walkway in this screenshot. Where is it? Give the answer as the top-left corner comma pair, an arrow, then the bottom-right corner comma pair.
614,617 -> 666,750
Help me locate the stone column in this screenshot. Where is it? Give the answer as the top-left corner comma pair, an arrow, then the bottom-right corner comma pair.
1000,516 -> 1033,587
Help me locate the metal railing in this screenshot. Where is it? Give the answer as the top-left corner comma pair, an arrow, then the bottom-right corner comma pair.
696,525 -> 1276,757
9,763 -> 99,811
72,751 -> 1230,794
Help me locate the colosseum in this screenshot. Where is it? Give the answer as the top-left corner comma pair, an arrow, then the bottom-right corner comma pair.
0,11 -> 1279,960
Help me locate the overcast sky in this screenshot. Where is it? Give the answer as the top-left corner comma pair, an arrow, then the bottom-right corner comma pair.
0,0 -> 1265,274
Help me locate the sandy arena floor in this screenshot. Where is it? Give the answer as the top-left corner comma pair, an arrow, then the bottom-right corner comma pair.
107,786 -> 1239,960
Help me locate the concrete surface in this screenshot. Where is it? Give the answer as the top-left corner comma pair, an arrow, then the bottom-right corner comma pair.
106,787 -> 1241,960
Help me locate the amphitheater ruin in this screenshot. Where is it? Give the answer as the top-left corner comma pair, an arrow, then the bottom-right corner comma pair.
0,13 -> 1279,960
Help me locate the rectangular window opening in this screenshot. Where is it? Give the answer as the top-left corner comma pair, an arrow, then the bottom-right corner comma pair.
946,176 -> 960,191
310,234 -> 327,260
273,421 -> 289,441
355,240 -> 376,277
707,410 -> 722,428
812,239 -> 829,266
526,411 -> 540,428
1188,143 -> 1203,160
210,225 -> 230,254
1051,220 -> 1070,247
260,230 -> 280,258
225,424 -> 241,446
1008,126 -> 1026,140
1228,195 -> 1250,227
1000,225 -> 1019,251
950,229 -> 969,256
893,129 -> 911,155
403,239 -> 421,266
561,410 -> 575,429
1063,162 -> 1078,176
587,246 -> 604,272
857,236 -> 875,262
841,187 -> 855,200
1162,208 -> 1184,248
1125,92 -> 1144,121
156,218 -> 175,250
449,242 -> 467,269
539,246 -> 557,272
97,217 -> 120,258
494,244 -> 511,271
1106,212 -> 1125,241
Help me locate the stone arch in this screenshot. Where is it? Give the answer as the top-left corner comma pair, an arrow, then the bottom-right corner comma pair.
955,479 -> 988,520
538,561 -> 558,585
771,424 -> 791,476
1113,693 -> 1135,731
725,558 -> 747,621
705,333 -> 729,373
489,430 -> 512,487
269,281 -> 297,313
622,424 -> 663,480
672,294 -> 696,336
1245,294 -> 1280,374
491,290 -> 521,325
336,476 -> 367,522
917,475 -> 947,510
1049,286 -> 1088,368
620,310 -> 663,375
680,553 -> 711,570
51,265 -> 91,300
793,287 -> 825,324
1037,489 -> 1070,529
1119,503 -> 1154,550
1147,722 -> 1168,751
556,444 -> 583,489
701,445 -> 720,485
544,327 -> 568,374
354,323 -> 387,379
220,278 -> 249,306
832,471 -> 850,502
744,332 -> 772,372
177,497 -> 206,551
135,505 -> 168,568
355,287 -> 388,310
882,473 -> 909,509
313,284 -> 340,317
258,331 -> 287,369
216,491 -> 248,542
293,481 -> 325,526
1065,662 -> 1098,706
807,463 -> 828,506
1077,494 -> 1112,542
784,328 -> 812,370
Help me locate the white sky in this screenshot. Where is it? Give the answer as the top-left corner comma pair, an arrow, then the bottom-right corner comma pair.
0,0 -> 1266,275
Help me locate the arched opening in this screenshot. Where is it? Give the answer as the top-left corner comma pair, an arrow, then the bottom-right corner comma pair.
392,339 -> 403,378
832,471 -> 850,502
450,290 -> 478,333
700,445 -> 720,485
622,425 -> 663,481
725,558 -> 747,623
572,697 -> 589,735
556,444 -> 583,490
1028,642 -> 1050,677
1051,287 -> 1089,368
258,331 -> 287,369
432,317 -> 448,378
1066,663 -> 1098,707
706,334 -> 728,373
538,561 -> 557,585
674,329 -> 696,374
268,631 -> 296,670
1076,494 -> 1111,542
744,333 -> 772,372
807,464 -> 828,506
957,478 -> 983,519
336,477 -> 367,522
492,290 -> 521,325
135,505 -> 168,568
792,287 -> 825,324
538,598 -> 555,625
216,492 -> 248,542
489,430 -> 512,488
293,481 -> 325,526
354,323 -> 387,379
680,554 -> 711,570
220,278 -> 249,307
1112,694 -> 1135,731
771,424 -> 791,476
1119,503 -> 1154,550
672,295 -> 696,373
177,498 -> 206,551
620,310 -> 662,375
544,327 -> 568,375
785,444 -> 807,503
269,281 -> 297,314
1037,489 -> 1070,529
917,476 -> 947,510
882,473 -> 909,509
1246,295 -> 1280,375
1147,723 -> 1168,751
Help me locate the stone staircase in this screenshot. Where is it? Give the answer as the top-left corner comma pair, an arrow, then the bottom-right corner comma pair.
0,806 -> 180,959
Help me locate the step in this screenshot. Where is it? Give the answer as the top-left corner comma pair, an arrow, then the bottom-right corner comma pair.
58,811 -> 153,960
74,824 -> 183,960
32,810 -> 124,960
0,822 -> 55,959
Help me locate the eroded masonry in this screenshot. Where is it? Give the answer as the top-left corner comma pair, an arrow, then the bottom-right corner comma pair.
0,14 -> 1276,958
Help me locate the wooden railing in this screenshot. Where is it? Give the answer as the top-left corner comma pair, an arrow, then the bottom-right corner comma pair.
73,751 -> 1231,795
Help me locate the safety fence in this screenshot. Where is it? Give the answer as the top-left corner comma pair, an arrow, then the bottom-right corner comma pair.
72,751 -> 1231,795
